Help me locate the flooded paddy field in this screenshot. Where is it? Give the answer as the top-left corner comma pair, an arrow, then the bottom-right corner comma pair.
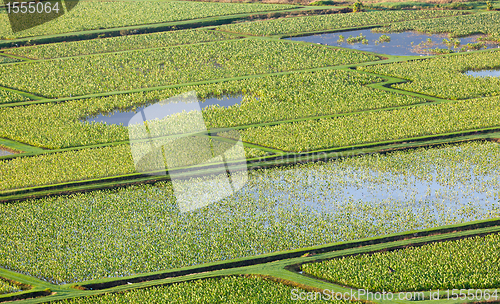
1,141 -> 498,283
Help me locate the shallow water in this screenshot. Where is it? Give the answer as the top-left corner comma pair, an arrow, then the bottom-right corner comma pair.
287,29 -> 498,56
0,148 -> 13,156
464,69 -> 500,77
84,95 -> 244,126
236,160 -> 499,222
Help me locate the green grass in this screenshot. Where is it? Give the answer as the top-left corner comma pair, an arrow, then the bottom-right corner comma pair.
302,233 -> 500,292
217,10 -> 465,36
375,12 -> 500,38
360,50 -> 500,99
233,95 -> 500,152
3,30 -> 240,59
1,141 -> 499,283
0,69 -> 425,149
0,39 -> 377,98
0,0 -> 296,39
58,276 -> 350,303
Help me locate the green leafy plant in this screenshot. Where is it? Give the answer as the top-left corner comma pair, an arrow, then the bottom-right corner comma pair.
353,0 -> 363,12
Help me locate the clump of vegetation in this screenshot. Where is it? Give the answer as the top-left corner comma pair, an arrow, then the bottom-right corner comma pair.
309,0 -> 337,6
461,42 -> 486,51
477,34 -> 500,43
442,2 -> 473,10
337,34 -> 345,43
353,0 -> 363,12
346,33 -> 367,43
375,34 -> 391,44
426,48 -> 455,54
442,37 -> 461,48
487,1 -> 494,11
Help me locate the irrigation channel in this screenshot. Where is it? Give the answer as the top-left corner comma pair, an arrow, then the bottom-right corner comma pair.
288,29 -> 500,56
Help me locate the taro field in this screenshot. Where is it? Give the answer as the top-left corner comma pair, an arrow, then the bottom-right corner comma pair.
0,0 -> 500,303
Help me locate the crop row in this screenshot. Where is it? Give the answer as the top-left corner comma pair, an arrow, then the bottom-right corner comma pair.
0,69 -> 423,149
0,141 -> 498,283
217,10 -> 465,36
231,95 -> 500,152
0,1 -> 296,39
302,233 -> 500,292
375,12 -> 500,39
0,278 -> 20,295
359,50 -> 500,99
60,276 -> 348,304
0,39 -> 377,98
3,30 -> 239,59
0,90 -> 30,104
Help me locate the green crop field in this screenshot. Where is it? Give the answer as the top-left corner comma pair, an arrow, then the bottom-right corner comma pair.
2,29 -> 240,59
218,10 -> 464,36
375,12 -> 500,38
1,141 -> 499,284
0,0 -> 296,39
0,69 -> 424,149
302,233 -> 500,292
0,39 -> 377,98
233,96 -> 500,152
360,50 -> 500,99
59,276 -> 352,303
1,1 -> 500,303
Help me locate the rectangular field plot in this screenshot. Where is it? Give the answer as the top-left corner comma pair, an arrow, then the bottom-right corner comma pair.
0,39 -> 377,98
234,95 -> 500,152
302,233 -> 500,292
218,10 -> 464,36
2,30 -> 240,59
0,0 -> 296,39
59,276 -> 352,304
0,141 -> 498,283
376,12 -> 500,39
0,69 -> 425,149
0,142 -> 265,191
360,50 -> 500,99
